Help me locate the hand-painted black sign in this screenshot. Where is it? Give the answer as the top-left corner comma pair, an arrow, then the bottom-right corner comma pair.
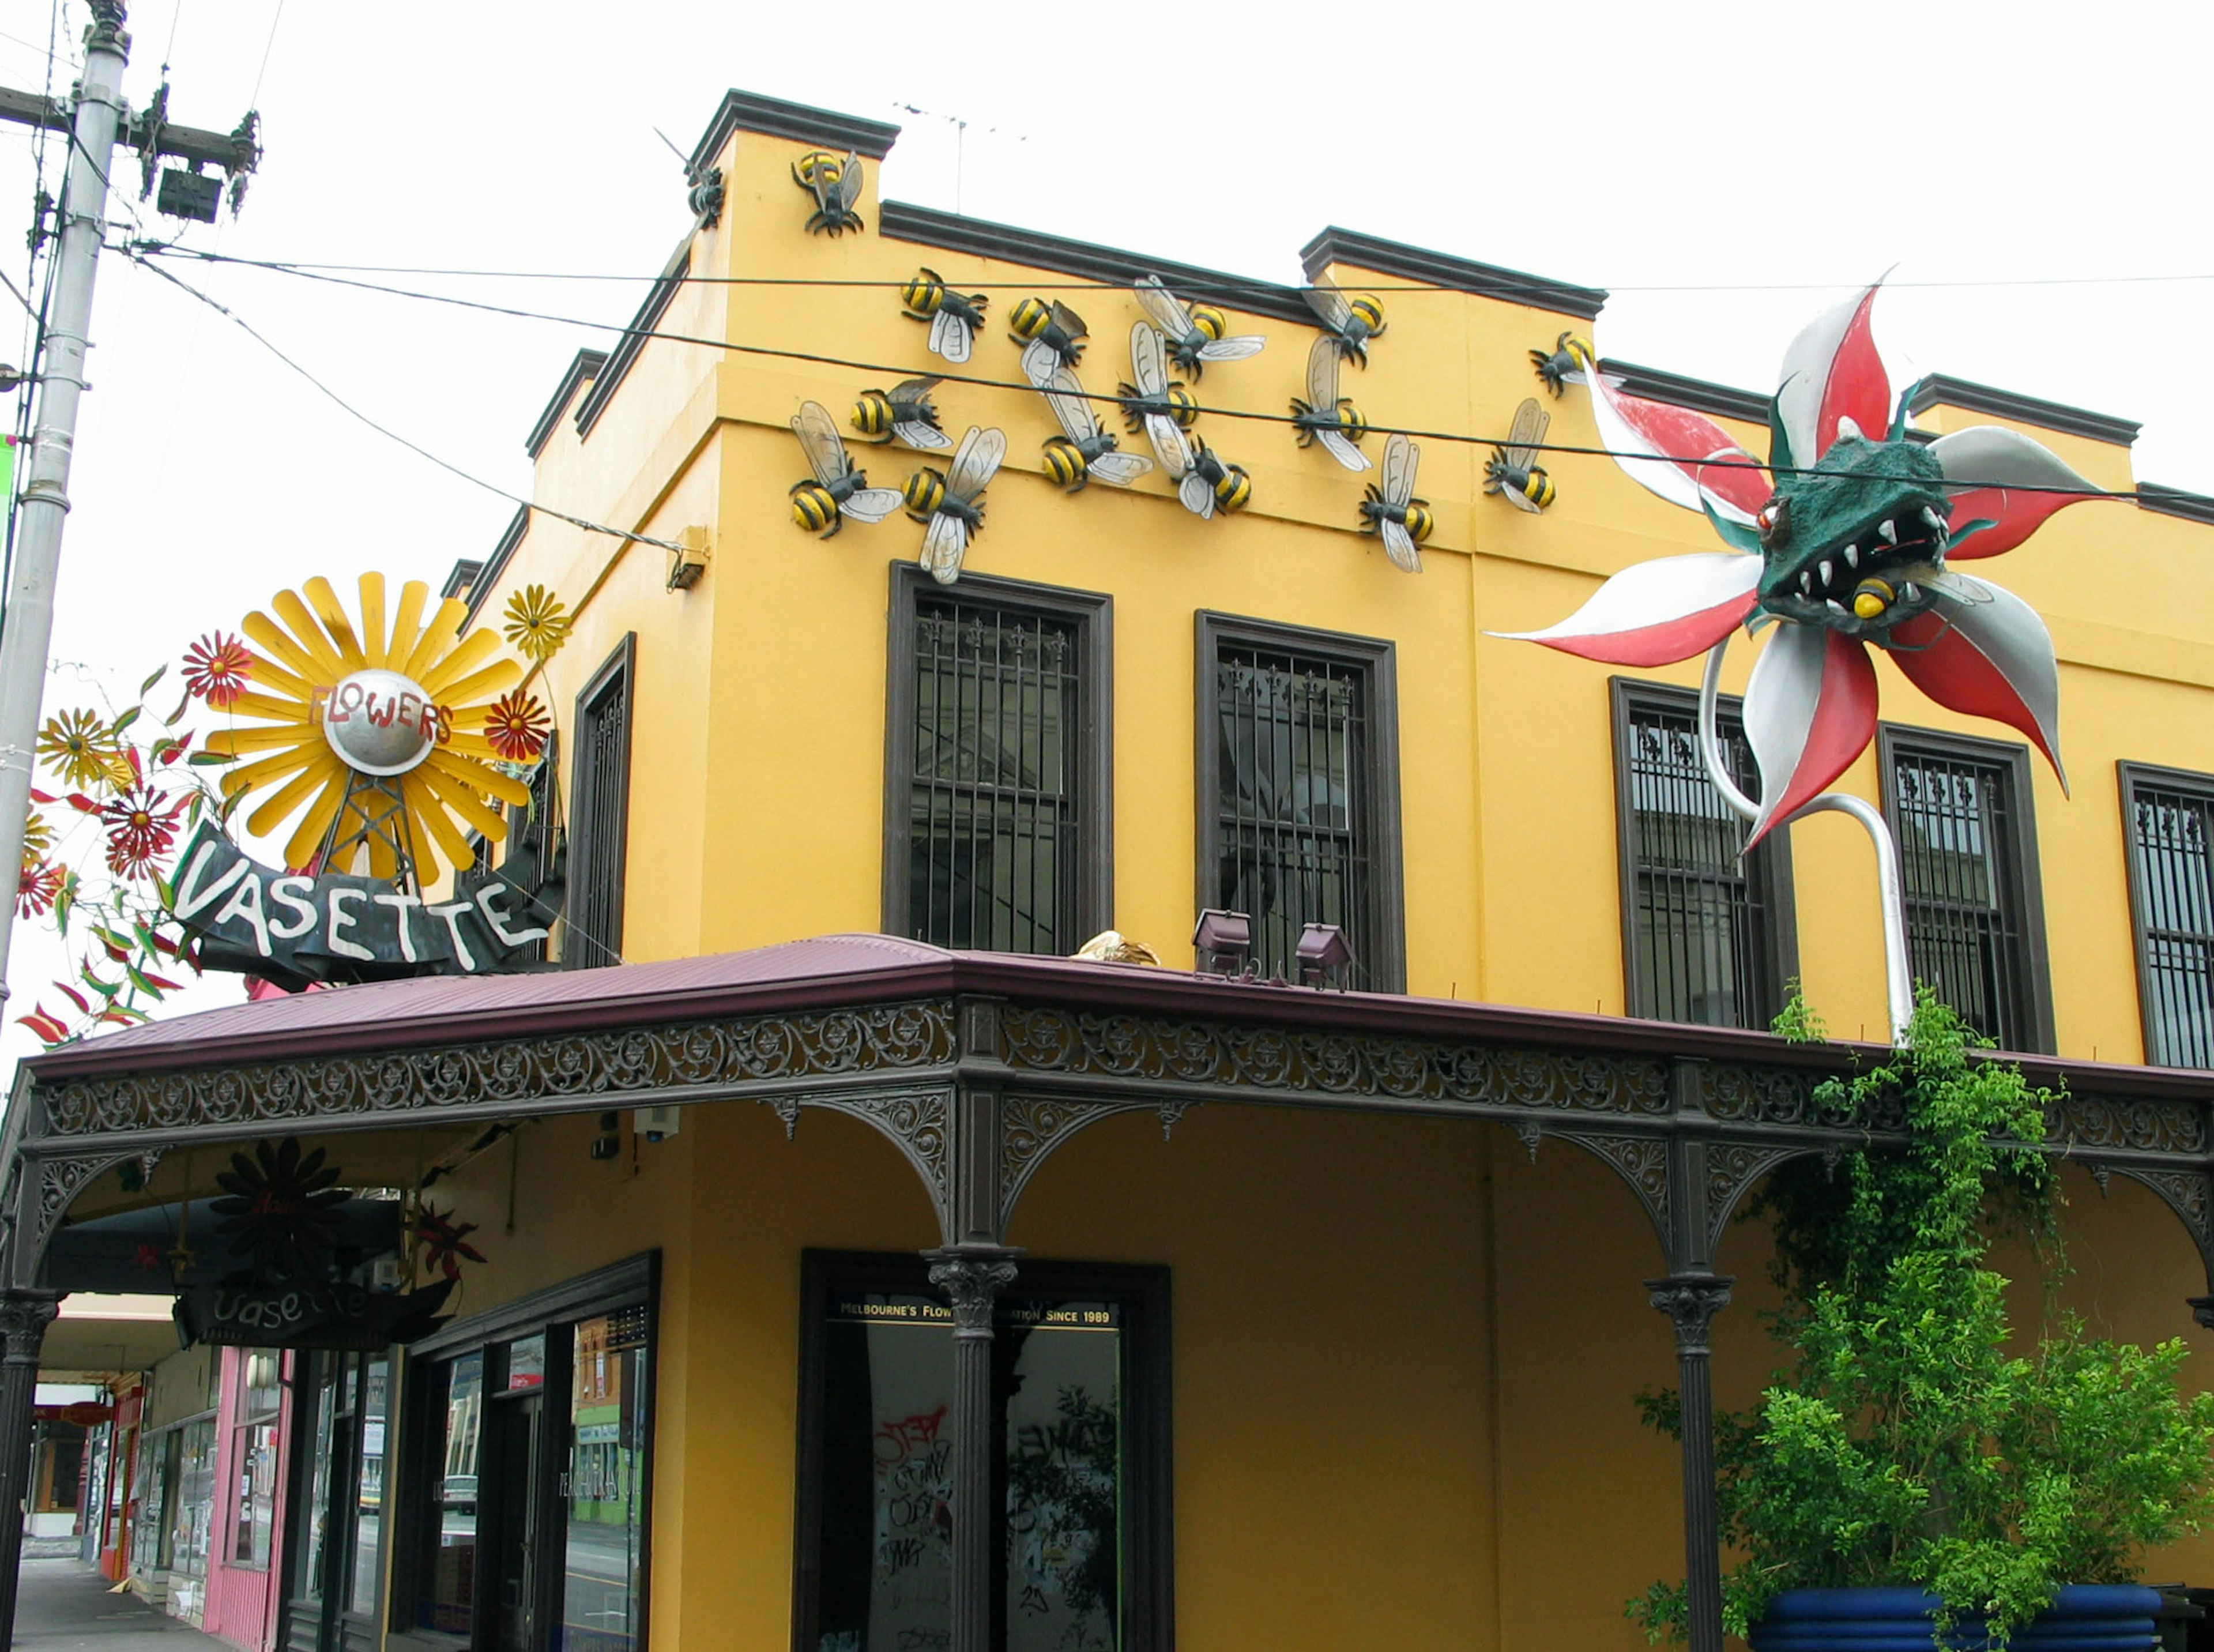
167,820 -> 551,983
174,1277 -> 455,1351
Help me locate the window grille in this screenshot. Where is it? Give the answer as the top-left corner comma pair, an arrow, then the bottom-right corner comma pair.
565,638 -> 634,970
886,572 -> 1109,954
2121,766 -> 2214,1068
1885,733 -> 2050,1050
1614,684 -> 1794,1028
1198,615 -> 1402,991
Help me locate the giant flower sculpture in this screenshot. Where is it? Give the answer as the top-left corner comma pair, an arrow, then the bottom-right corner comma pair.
1503,286 -> 2103,843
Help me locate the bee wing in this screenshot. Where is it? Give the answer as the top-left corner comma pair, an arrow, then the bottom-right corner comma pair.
890,375 -> 942,403
928,308 -> 972,365
1305,334 -> 1341,411
1132,276 -> 1193,340
1086,451 -> 1153,487
1502,485 -> 1543,514
921,513 -> 969,584
894,420 -> 952,451
1048,301 -> 1089,343
1318,428 -> 1372,473
1019,338 -> 1067,389
1198,336 -> 1267,362
947,426 -> 1008,498
1178,472 -> 1217,519
1505,397 -> 1550,469
791,401 -> 852,486
1128,321 -> 1168,395
839,488 -> 905,524
1380,519 -> 1423,574
830,150 -> 863,212
1144,413 -> 1191,478
1038,366 -> 1100,443
1381,432 -> 1419,508
1304,274 -> 1351,330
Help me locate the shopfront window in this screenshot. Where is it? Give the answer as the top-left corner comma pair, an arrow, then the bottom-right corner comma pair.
232,1352 -> 284,1568
561,1309 -> 648,1652
420,1353 -> 484,1635
797,1255 -> 1170,1652
168,1419 -> 219,1618
348,1357 -> 390,1614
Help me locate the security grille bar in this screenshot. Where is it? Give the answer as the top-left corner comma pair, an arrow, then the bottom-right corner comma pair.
2129,780 -> 2214,1068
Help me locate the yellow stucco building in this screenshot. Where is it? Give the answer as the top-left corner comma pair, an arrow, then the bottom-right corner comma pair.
10,87 -> 2214,1652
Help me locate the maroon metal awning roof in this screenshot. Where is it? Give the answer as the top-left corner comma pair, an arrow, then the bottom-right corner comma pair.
21,932 -> 2214,1104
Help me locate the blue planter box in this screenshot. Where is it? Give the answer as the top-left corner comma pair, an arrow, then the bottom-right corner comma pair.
1749,1586 -> 2164,1652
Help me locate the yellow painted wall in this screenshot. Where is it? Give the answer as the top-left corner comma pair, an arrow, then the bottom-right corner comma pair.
430,96 -> 2214,1652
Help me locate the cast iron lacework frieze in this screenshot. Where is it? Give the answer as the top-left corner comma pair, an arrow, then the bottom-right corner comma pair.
997,1097 -> 1153,1228
811,1087 -> 954,1219
2107,1166 -> 2214,1272
35,1000 -> 959,1138
995,1007 -> 1671,1115
1571,1133 -> 1671,1234
1703,1143 -> 1806,1254
2053,1094 -> 2207,1156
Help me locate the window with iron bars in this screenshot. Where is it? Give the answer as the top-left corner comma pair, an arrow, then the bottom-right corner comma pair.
884,570 -> 1111,954
1611,682 -> 1797,1029
1881,728 -> 2053,1052
2120,763 -> 2214,1069
564,637 -> 635,970
1195,614 -> 1403,991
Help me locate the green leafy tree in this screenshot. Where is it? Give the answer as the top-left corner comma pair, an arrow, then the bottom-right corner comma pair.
1633,992 -> 2214,1645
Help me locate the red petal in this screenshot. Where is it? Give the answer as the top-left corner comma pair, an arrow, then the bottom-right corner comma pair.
1604,387 -> 1773,517
1885,610 -> 2058,771
1534,591 -> 1760,668
1941,486 -> 2094,562
1816,287 -> 1889,457
1748,634 -> 1879,849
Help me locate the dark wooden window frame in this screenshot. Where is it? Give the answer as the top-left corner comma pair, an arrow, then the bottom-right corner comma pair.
564,635 -> 637,970
1878,722 -> 2055,1053
1609,678 -> 1799,1028
280,1349 -> 389,1652
393,1252 -> 658,1652
880,566 -> 1114,949
2117,760 -> 2214,1070
790,1251 -> 1173,1652
1193,611 -> 1406,992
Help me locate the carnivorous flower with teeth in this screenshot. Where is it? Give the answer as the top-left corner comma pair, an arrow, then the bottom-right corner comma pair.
1501,285 -> 2104,843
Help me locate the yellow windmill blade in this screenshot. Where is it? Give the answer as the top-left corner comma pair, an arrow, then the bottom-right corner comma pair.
401,773 -> 480,871
243,612 -> 327,686
220,688 -> 315,726
400,597 -> 471,681
431,659 -> 524,710
236,652 -> 312,701
416,624 -> 509,697
415,760 -> 517,838
251,757 -> 341,842
357,573 -> 387,671
383,580 -> 430,672
303,577 -> 369,671
270,589 -> 349,680
283,782 -> 350,872
224,745 -> 324,802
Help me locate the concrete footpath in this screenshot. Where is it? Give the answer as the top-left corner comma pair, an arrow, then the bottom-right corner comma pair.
12,1560 -> 228,1651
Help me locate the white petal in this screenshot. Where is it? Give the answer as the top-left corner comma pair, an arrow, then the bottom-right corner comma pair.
1927,426 -> 2097,495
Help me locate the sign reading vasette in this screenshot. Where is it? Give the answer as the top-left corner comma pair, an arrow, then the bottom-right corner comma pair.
317,668 -> 442,776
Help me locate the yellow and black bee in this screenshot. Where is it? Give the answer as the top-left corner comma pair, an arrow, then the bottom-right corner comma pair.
789,401 -> 905,537
1133,275 -> 1266,379
1290,335 -> 1371,473
1022,349 -> 1153,493
1180,439 -> 1252,520
905,426 -> 1008,585
1360,433 -> 1431,573
901,267 -> 988,366
852,377 -> 952,452
1530,332 -> 1594,397
792,149 -> 864,236
1010,297 -> 1089,375
1484,398 -> 1557,513
1305,272 -> 1387,367
1116,322 -> 1196,479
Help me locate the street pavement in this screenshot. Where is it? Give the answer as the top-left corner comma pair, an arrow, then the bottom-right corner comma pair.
13,1559 -> 229,1651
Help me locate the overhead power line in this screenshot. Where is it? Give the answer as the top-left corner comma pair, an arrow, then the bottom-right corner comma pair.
126,241 -> 2156,505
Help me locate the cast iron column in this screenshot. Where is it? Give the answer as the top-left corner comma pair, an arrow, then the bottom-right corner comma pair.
0,1290 -> 61,1648
1650,1274 -> 1734,1652
927,1245 -> 1019,1652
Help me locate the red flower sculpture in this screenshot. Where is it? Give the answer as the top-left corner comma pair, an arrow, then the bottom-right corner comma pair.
416,1203 -> 487,1281
182,631 -> 254,708
16,860 -> 61,918
483,690 -> 551,762
101,785 -> 186,879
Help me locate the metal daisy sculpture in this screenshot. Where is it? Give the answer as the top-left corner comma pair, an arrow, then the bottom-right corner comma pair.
1500,285 -> 2105,1040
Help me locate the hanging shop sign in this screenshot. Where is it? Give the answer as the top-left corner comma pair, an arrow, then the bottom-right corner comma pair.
174,1277 -> 454,1352
168,821 -> 550,980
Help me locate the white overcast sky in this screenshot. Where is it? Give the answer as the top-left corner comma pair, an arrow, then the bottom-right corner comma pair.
2,0 -> 2211,1077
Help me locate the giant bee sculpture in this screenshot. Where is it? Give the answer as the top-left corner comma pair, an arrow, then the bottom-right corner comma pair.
1180,438 -> 1252,520
1116,322 -> 1197,480
1133,275 -> 1265,379
1023,351 -> 1153,493
1484,398 -> 1557,513
1530,332 -> 1593,397
903,426 -> 1008,585
852,377 -> 952,451
1290,336 -> 1371,472
789,401 -> 904,537
1305,272 -> 1387,366
901,267 -> 988,366
1360,433 -> 1432,573
792,149 -> 864,236
1011,296 -> 1089,375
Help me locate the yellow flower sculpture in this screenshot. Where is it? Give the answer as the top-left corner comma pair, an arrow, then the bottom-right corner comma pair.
205,573 -> 532,880
501,584 -> 573,664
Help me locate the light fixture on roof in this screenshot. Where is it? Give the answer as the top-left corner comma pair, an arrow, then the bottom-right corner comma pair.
1191,909 -> 1251,979
1296,923 -> 1354,988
